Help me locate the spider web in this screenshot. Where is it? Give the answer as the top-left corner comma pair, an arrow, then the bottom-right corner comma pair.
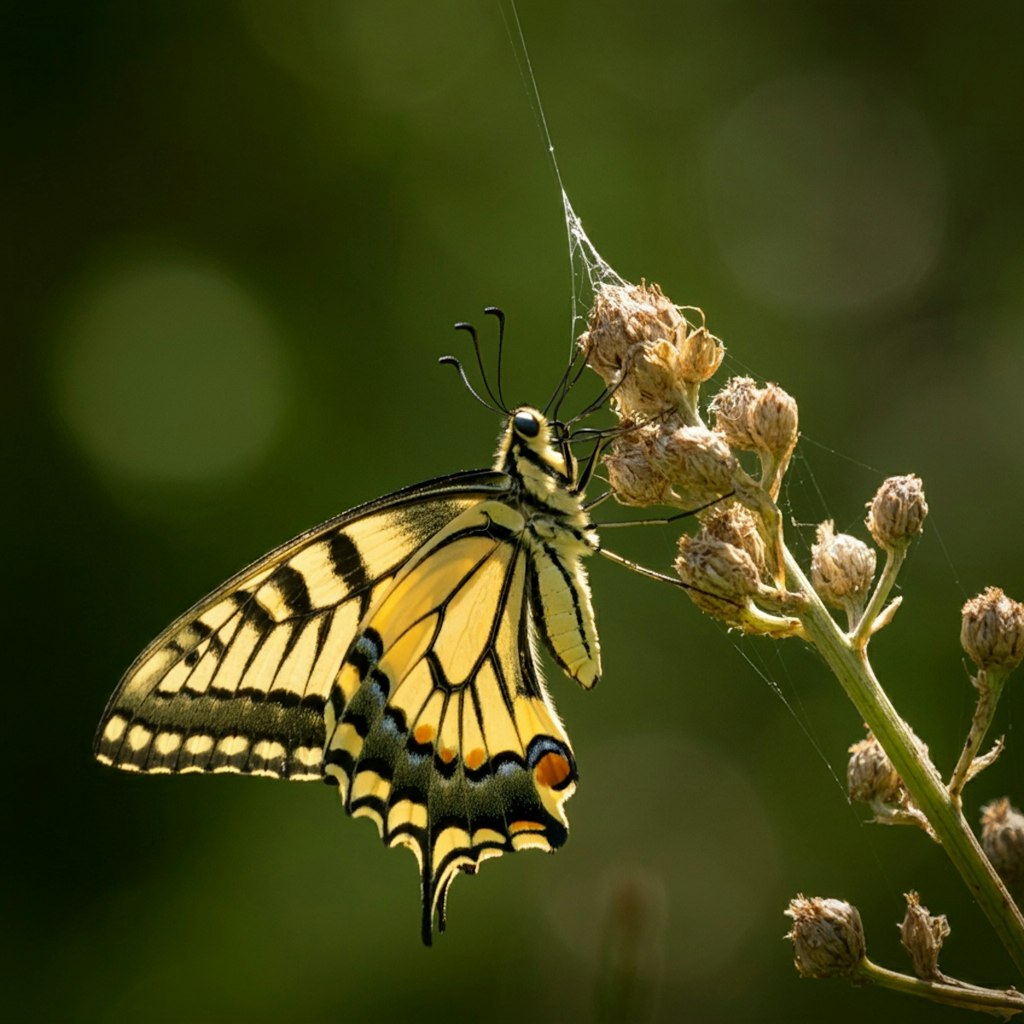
498,3 -> 627,363
558,188 -> 627,356
499,0 -> 854,802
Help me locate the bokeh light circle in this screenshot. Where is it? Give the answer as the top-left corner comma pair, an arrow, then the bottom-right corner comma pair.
52,257 -> 288,484
705,72 -> 946,312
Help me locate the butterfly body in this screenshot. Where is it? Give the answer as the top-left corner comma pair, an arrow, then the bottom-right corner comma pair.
95,405 -> 601,942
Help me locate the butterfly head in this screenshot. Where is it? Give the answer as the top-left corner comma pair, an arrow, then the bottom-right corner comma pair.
497,406 -> 577,492
512,408 -> 543,440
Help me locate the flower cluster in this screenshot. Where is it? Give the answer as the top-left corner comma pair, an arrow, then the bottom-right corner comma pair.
578,277 -> 1024,1015
582,280 -> 723,421
580,281 -> 897,638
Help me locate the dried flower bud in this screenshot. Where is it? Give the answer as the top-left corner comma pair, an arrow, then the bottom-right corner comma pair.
603,424 -> 675,507
675,534 -> 760,620
981,798 -> 1024,890
699,503 -> 768,577
632,339 -> 685,415
652,425 -> 738,508
709,376 -> 761,451
961,587 -> 1024,674
810,521 -> 877,612
677,322 -> 725,384
785,896 -> 866,979
578,284 -> 645,385
579,281 -> 707,417
866,474 -> 928,549
899,891 -> 949,981
848,733 -> 902,805
749,383 -> 799,458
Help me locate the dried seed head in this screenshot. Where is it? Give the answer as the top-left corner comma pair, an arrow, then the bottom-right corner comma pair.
709,376 -> 761,451
748,383 -> 799,460
579,281 -> 712,417
675,534 -> 760,620
961,587 -> 1024,674
578,283 -> 646,385
631,338 -> 685,417
603,423 -> 676,508
785,896 -> 866,979
866,474 -> 928,549
652,425 -> 739,509
981,798 -> 1024,890
810,521 -> 877,611
699,503 -> 768,577
709,376 -> 800,463
677,322 -> 725,384
899,891 -> 949,981
847,732 -> 902,805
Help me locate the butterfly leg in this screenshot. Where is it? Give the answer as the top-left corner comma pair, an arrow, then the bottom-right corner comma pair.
593,491 -> 734,528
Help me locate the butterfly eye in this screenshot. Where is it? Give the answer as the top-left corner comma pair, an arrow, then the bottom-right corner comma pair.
513,411 -> 541,438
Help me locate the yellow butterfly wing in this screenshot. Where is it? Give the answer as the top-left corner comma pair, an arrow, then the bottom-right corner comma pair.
323,496 -> 580,942
94,471 -> 509,779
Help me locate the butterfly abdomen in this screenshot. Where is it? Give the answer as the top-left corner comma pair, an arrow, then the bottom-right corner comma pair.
500,407 -> 603,690
527,537 -> 601,689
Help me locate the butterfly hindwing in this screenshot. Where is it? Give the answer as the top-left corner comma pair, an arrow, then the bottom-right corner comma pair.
322,497 -> 580,942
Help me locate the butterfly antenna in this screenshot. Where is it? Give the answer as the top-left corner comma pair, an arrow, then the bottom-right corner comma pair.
549,344 -> 594,421
438,354 -> 502,414
483,307 -> 509,412
543,352 -> 575,417
568,421 -> 633,445
545,334 -> 592,418
455,320 -> 507,414
564,367 -> 629,427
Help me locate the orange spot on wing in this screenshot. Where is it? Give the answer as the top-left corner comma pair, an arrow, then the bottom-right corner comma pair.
465,748 -> 486,770
440,746 -> 457,764
534,752 -> 572,788
414,724 -> 435,744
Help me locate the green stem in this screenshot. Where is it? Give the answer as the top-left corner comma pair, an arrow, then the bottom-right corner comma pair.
783,547 -> 1024,975
949,669 -> 1008,805
851,545 -> 906,649
856,959 -> 1024,1017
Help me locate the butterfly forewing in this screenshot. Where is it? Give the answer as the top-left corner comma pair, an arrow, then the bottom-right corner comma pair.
94,471 -> 509,780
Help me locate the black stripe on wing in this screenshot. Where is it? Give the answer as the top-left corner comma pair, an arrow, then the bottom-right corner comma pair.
95,472 -> 512,781
320,508 -> 579,944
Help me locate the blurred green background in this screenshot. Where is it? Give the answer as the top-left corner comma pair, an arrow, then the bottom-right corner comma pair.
7,2 -> 1024,1021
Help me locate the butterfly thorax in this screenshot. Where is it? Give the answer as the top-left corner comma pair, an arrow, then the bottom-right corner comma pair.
494,406 -> 598,554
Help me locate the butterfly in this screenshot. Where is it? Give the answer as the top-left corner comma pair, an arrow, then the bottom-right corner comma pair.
94,310 -> 623,944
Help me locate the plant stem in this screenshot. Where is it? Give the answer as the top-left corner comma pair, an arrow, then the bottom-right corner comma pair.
851,545 -> 905,649
783,546 -> 1024,975
949,668 -> 1008,805
856,959 -> 1024,1017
